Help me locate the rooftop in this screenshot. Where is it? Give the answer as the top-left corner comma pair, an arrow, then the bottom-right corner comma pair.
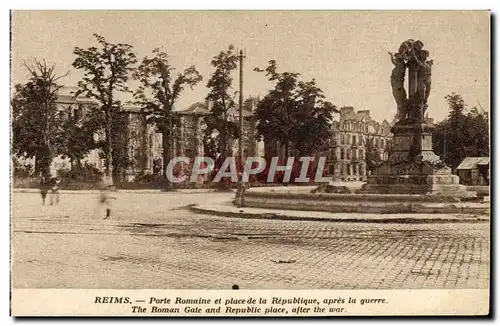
456,157 -> 490,170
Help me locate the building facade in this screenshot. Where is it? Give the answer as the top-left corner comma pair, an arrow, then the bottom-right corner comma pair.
43,90 -> 163,181
324,107 -> 392,181
31,88 -> 263,182
174,99 -> 264,161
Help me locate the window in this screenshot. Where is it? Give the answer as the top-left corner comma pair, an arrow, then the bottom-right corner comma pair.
340,148 -> 344,160
346,134 -> 350,145
340,134 -> 344,145
352,135 -> 356,145
359,149 -> 364,159
73,108 -> 82,120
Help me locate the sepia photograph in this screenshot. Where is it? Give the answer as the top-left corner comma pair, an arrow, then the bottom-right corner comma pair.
9,10 -> 490,316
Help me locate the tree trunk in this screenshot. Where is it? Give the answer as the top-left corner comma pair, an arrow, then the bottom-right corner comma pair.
222,123 -> 232,190
162,123 -> 174,191
284,142 -> 289,163
105,108 -> 114,185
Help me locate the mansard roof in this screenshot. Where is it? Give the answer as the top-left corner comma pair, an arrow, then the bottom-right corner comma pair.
177,102 -> 210,115
55,93 -> 95,105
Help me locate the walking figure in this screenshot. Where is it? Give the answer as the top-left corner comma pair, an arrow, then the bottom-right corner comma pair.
99,185 -> 116,219
48,176 -> 61,205
39,174 -> 50,205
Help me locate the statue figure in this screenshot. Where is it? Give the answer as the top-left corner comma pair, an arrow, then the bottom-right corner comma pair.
391,39 -> 433,123
398,39 -> 423,61
414,49 -> 433,120
416,50 -> 433,103
398,39 -> 415,59
389,51 -> 407,120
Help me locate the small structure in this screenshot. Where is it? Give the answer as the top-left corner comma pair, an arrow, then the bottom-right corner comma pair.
456,157 -> 489,186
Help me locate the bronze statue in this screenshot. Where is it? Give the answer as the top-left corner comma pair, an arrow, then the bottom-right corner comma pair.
397,39 -> 423,61
415,50 -> 433,107
398,39 -> 415,59
389,51 -> 407,120
391,39 -> 433,123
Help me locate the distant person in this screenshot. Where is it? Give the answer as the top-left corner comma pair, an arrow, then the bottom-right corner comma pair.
98,183 -> 116,220
39,174 -> 50,205
48,176 -> 61,205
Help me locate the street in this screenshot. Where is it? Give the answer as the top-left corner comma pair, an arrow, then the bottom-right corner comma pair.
11,192 -> 490,290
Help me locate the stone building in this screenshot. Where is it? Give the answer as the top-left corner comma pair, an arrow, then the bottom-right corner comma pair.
41,88 -> 162,181
173,99 -> 264,161
324,107 -> 392,181
16,85 -> 263,182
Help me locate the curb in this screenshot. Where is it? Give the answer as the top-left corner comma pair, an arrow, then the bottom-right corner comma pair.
189,205 -> 489,224
12,189 -> 220,195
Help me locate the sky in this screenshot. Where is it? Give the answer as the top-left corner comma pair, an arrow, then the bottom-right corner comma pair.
10,10 -> 490,123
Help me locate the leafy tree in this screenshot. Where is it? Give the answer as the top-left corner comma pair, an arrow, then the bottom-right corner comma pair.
111,113 -> 132,182
202,130 -> 219,161
292,79 -> 338,155
432,93 -> 489,170
11,59 -> 67,177
254,60 -> 337,160
72,33 -> 137,184
12,156 -> 34,178
254,60 -> 299,160
205,45 -> 239,164
133,48 -> 202,190
56,104 -> 99,170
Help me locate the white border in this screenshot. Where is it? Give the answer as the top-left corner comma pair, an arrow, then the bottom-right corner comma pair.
2,2 -> 497,325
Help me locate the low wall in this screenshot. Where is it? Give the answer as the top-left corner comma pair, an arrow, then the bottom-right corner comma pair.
242,191 -> 489,214
466,186 -> 489,196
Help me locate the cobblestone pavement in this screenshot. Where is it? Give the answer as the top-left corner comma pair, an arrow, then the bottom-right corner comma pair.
11,192 -> 490,290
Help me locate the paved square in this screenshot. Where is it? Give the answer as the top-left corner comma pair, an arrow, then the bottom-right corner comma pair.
11,192 -> 490,290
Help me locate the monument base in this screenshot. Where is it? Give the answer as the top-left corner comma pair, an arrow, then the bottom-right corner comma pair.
359,174 -> 470,197
359,121 -> 471,198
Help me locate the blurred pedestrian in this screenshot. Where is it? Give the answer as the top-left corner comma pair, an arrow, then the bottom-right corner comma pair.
98,182 -> 116,220
39,174 -> 49,205
48,176 -> 61,205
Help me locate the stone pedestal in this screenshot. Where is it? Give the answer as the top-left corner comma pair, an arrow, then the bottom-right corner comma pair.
360,121 -> 469,197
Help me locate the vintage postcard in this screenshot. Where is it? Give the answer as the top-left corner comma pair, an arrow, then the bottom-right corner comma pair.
10,10 -> 490,316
